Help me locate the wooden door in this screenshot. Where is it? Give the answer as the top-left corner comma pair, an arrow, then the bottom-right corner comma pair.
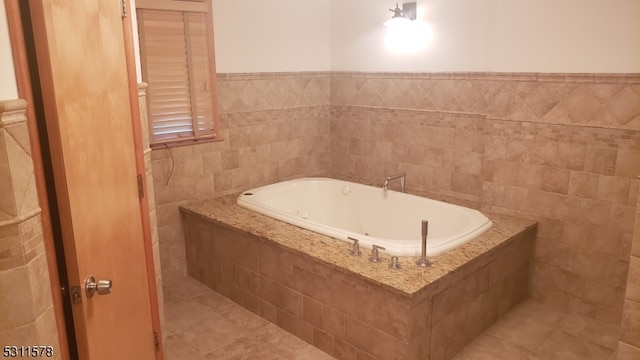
28,1 -> 157,358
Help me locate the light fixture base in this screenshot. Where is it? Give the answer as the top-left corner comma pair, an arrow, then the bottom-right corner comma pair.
402,2 -> 417,21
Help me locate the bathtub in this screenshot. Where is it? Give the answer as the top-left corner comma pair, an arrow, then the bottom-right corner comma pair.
236,177 -> 492,256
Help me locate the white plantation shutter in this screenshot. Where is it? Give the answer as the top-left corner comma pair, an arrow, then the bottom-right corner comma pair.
137,0 -> 218,145
186,12 -> 215,138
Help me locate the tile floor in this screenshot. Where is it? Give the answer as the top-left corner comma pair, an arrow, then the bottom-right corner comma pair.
163,276 -> 620,360
162,276 -> 333,360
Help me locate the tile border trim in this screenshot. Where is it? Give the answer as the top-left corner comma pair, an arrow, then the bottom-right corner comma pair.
216,71 -> 640,84
0,99 -> 28,127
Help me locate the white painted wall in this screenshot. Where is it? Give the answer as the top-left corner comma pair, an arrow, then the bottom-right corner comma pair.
3,0 -> 640,89
489,0 -> 640,73
331,0 -> 640,72
0,1 -> 18,100
130,0 -> 142,82
211,0 -> 332,73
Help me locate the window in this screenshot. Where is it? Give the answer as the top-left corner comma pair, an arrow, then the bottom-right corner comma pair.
136,0 -> 219,146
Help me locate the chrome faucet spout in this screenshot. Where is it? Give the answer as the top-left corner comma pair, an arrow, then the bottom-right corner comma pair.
382,172 -> 407,193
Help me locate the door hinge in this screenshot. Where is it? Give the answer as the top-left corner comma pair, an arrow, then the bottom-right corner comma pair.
137,174 -> 144,199
121,0 -> 128,18
153,330 -> 160,352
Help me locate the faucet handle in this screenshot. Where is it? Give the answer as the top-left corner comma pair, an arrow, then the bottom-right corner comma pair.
347,237 -> 362,256
369,244 -> 386,263
389,256 -> 401,269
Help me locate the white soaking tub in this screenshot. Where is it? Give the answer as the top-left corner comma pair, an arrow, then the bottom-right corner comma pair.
236,177 -> 492,256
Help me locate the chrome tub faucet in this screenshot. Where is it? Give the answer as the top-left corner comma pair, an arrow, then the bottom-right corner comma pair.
383,172 -> 407,192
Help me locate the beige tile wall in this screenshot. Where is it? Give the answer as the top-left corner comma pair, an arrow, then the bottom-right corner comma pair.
150,71 -> 640,349
138,84 -> 166,340
485,120 -> 636,323
150,72 -> 332,281
0,99 -> 61,359
329,72 -> 640,325
330,107 -> 486,203
617,185 -> 640,359
331,72 -> 640,129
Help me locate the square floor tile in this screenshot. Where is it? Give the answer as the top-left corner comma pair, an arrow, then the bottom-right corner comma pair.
536,329 -> 613,360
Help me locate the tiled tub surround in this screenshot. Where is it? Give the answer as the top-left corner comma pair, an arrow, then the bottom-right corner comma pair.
148,71 -> 640,355
329,72 -> 640,325
617,183 -> 640,359
180,195 -> 536,360
151,72 -> 331,281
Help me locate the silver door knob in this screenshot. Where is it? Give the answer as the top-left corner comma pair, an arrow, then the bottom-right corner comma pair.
85,276 -> 112,298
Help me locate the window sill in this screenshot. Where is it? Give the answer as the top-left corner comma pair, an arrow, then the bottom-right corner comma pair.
150,136 -> 224,150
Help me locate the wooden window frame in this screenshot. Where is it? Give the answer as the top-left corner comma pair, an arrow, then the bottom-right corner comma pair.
136,0 -> 220,148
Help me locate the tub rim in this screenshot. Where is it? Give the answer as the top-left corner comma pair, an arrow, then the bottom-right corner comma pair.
236,177 -> 493,256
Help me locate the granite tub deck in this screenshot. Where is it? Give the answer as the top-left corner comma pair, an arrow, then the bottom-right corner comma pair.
180,194 -> 537,360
